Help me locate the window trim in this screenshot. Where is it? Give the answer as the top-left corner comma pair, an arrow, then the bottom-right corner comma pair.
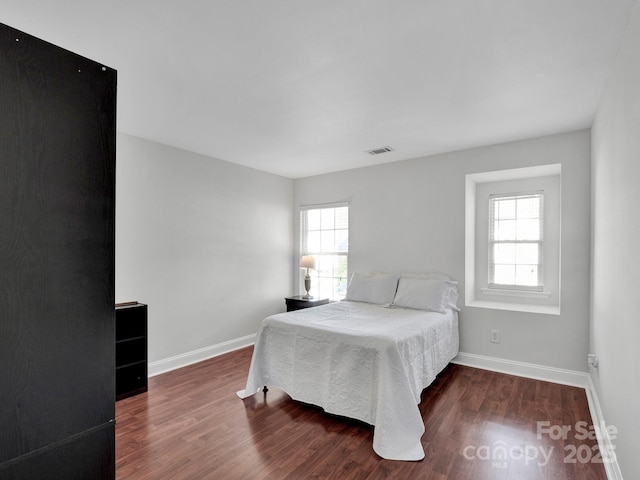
480,287 -> 551,299
487,191 -> 544,292
464,164 -> 561,315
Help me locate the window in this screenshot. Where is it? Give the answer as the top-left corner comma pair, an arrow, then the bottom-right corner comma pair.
465,164 -> 560,315
300,203 -> 348,300
488,193 -> 544,291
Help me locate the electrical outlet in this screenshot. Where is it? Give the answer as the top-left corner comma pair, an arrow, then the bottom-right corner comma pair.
490,329 -> 500,343
588,354 -> 599,368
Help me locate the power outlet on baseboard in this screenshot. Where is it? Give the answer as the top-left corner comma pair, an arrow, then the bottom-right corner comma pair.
490,329 -> 500,343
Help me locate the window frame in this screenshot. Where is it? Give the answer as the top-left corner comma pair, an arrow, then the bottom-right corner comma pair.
299,202 -> 349,301
487,191 -> 544,292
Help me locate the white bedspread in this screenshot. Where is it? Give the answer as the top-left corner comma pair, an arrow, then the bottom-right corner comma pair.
237,301 -> 459,460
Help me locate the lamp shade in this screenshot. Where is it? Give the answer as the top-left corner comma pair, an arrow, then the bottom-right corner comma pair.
300,255 -> 316,270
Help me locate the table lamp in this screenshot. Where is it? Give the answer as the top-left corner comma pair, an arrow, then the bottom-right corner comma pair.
300,255 -> 316,299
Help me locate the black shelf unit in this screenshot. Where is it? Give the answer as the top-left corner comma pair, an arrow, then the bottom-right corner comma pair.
115,303 -> 148,401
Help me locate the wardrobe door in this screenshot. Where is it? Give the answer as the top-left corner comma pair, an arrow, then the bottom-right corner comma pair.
0,23 -> 116,479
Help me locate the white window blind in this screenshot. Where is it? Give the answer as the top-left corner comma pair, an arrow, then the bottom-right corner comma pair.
300,203 -> 348,300
488,192 -> 544,291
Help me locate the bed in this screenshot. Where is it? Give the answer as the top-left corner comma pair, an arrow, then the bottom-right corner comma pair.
237,272 -> 460,461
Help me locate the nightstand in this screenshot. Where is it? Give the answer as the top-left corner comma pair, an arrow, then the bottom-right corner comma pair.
285,295 -> 329,312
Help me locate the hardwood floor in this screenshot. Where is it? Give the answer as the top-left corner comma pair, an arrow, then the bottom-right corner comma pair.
116,347 -> 606,479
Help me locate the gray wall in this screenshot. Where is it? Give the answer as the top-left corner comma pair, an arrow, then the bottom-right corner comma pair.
294,130 -> 591,372
115,133 -> 293,364
591,1 -> 640,478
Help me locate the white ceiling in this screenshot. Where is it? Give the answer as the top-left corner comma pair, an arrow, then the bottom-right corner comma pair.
2,1 -> 637,178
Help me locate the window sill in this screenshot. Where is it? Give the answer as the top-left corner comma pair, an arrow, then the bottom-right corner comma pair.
466,299 -> 560,315
481,287 -> 552,300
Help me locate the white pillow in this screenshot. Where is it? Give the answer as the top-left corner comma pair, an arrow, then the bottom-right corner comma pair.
392,277 -> 458,312
345,272 -> 399,305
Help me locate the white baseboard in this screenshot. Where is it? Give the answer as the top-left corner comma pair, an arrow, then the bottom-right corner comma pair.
451,351 -> 588,388
585,375 -> 624,480
148,333 -> 256,377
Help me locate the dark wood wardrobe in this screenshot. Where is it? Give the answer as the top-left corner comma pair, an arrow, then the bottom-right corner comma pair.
0,23 -> 116,479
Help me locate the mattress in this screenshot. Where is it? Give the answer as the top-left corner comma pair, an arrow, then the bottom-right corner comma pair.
237,300 -> 459,460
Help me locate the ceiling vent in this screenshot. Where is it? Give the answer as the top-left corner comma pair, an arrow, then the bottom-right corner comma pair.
366,146 -> 394,155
